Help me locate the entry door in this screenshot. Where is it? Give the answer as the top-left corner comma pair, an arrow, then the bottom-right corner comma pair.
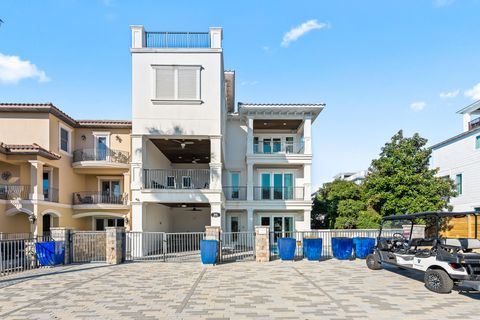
43,171 -> 50,200
101,180 -> 121,203
43,214 -> 51,236
231,216 -> 239,241
96,136 -> 107,160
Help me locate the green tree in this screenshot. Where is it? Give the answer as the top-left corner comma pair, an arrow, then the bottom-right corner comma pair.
363,130 -> 456,217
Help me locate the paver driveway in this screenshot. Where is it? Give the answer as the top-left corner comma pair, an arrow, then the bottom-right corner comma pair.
0,259 -> 479,319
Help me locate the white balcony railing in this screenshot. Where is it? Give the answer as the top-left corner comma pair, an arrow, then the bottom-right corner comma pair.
143,169 -> 210,190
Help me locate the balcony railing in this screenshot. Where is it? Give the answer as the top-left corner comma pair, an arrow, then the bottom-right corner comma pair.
0,185 -> 30,200
146,32 -> 211,48
253,187 -> 305,200
469,117 -> 480,130
72,148 -> 130,165
73,192 -> 129,205
223,186 -> 247,200
43,188 -> 59,203
253,141 -> 304,154
144,169 -> 210,190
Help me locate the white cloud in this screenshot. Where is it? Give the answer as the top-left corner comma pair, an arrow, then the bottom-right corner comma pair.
433,0 -> 455,7
439,89 -> 459,99
240,80 -> 259,86
281,19 -> 328,47
0,53 -> 49,84
465,83 -> 480,100
410,101 -> 426,111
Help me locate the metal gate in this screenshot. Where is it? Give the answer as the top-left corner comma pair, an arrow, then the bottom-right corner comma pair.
126,232 -> 205,262
71,231 -> 106,263
220,232 -> 255,262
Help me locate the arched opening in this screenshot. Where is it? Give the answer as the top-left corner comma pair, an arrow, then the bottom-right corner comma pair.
43,214 -> 52,237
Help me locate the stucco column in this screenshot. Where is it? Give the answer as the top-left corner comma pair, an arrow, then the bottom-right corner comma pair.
209,27 -> 223,49
123,172 -> 130,205
246,117 -> 253,155
303,117 -> 312,154
131,202 -> 144,231
303,209 -> 312,231
131,135 -> 143,191
210,202 -> 222,227
28,160 -> 44,200
130,25 -> 145,48
247,163 -> 253,201
247,208 -> 254,232
463,113 -> 472,132
209,136 -> 222,190
303,164 -> 311,201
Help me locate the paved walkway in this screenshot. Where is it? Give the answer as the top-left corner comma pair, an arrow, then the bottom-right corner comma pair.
0,259 -> 479,319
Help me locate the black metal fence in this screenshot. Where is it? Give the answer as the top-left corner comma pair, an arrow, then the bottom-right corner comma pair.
0,236 -> 51,277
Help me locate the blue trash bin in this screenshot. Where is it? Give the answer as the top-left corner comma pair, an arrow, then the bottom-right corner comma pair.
278,238 -> 296,261
200,239 -> 218,265
353,237 -> 375,259
35,241 -> 65,266
303,238 -> 322,261
332,237 -> 353,260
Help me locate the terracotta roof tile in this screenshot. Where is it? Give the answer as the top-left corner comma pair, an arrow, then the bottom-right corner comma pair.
0,142 -> 61,160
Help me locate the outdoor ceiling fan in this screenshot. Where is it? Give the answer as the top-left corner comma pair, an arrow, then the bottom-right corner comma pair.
172,140 -> 194,149
191,156 -> 201,164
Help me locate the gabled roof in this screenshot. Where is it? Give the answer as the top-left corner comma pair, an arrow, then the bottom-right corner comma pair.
0,143 -> 61,160
0,103 -> 131,129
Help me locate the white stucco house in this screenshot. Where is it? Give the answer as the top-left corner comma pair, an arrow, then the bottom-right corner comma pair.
332,170 -> 366,185
130,26 -> 324,234
430,100 -> 480,212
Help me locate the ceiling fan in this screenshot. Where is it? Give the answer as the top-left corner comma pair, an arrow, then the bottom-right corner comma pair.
172,140 -> 194,149
191,156 -> 201,164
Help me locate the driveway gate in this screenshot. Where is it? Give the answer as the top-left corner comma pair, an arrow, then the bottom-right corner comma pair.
71,231 -> 106,263
220,232 -> 255,262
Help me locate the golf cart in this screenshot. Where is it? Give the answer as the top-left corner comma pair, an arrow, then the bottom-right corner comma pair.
366,211 -> 480,293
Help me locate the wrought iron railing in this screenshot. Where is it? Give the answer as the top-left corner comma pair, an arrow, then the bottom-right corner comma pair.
43,187 -> 59,203
146,31 -> 210,48
253,141 -> 304,154
72,148 -> 130,164
143,169 -> 210,190
73,192 -> 128,205
0,185 -> 30,200
253,186 -> 305,200
223,186 -> 247,200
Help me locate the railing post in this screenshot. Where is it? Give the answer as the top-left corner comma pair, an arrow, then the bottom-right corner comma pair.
255,226 -> 270,262
205,226 -> 221,262
50,227 -> 72,265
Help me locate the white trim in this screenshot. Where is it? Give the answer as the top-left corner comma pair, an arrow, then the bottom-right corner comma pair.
73,211 -> 126,219
5,207 -> 33,216
151,65 -> 202,101
93,131 -> 111,161
40,209 -> 62,217
58,123 -> 73,156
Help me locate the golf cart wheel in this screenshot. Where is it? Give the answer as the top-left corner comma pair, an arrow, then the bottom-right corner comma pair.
424,269 -> 454,294
366,254 -> 382,270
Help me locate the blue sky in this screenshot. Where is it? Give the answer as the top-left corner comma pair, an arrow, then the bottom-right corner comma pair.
1,0 -> 480,189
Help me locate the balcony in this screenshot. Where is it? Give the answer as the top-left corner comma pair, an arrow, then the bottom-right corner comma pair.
253,187 -> 305,201
72,148 -> 130,170
469,117 -> 480,130
73,192 -> 129,206
223,187 -> 247,200
146,32 -> 210,48
143,169 -> 210,190
43,188 -> 59,203
253,141 -> 304,154
0,185 -> 30,200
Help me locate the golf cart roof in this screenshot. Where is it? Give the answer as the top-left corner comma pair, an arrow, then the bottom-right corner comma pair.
382,211 -> 480,221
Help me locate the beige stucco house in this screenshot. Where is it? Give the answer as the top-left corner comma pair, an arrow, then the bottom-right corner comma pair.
0,103 -> 131,236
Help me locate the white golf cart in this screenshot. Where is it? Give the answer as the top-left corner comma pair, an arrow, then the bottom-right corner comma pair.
366,211 -> 480,293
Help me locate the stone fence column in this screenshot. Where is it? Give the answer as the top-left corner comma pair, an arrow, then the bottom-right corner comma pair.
255,226 -> 270,262
50,227 -> 72,264
205,226 -> 221,262
106,227 -> 126,264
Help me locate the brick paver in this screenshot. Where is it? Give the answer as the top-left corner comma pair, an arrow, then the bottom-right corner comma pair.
0,259 -> 479,319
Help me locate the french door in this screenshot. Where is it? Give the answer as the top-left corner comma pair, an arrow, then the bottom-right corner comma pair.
261,215 -> 294,243
260,172 -> 294,200
101,180 -> 121,204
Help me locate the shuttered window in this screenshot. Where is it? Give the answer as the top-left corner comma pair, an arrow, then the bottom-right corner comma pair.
153,66 -> 200,100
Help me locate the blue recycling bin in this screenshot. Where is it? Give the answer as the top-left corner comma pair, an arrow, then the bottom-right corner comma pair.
303,238 -> 322,261
332,237 -> 353,260
278,238 -> 296,261
200,239 -> 218,265
353,237 -> 375,259
35,241 -> 65,266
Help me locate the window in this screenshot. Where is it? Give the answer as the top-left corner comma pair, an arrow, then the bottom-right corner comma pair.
153,65 -> 200,101
95,218 -> 124,231
230,172 -> 240,199
182,176 -> 192,188
167,176 -> 175,188
59,125 -> 71,154
456,174 -> 463,195
476,136 -> 480,149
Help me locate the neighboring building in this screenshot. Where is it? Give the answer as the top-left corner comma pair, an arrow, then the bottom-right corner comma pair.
130,26 -> 323,233
430,100 -> 480,212
332,170 -> 366,185
0,103 -> 132,235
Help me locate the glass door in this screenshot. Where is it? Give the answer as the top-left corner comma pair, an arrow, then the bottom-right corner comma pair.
273,174 -> 283,199
231,172 -> 239,199
272,138 -> 281,153
261,173 -> 271,200
285,137 -> 294,153
42,171 -> 50,201
284,173 -> 293,200
273,217 -> 283,243
101,180 -> 121,204
96,136 -> 107,161
263,138 -> 271,154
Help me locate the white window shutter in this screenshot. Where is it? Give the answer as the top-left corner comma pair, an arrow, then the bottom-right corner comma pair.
177,67 -> 198,100
155,67 -> 175,100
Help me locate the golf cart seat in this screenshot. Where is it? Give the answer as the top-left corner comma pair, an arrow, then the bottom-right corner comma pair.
440,238 -> 480,250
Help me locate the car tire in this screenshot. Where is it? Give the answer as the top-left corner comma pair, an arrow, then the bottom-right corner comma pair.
366,254 -> 382,270
424,269 -> 454,294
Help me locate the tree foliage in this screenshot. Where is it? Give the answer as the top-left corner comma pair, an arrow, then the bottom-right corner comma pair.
311,130 -> 456,229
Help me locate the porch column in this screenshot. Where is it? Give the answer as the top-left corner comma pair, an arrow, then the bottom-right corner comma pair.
246,117 -> 253,155
209,136 -> 222,190
303,164 -> 311,201
131,135 -> 144,191
28,160 -> 44,200
303,209 -> 312,231
123,172 -> 130,204
210,202 -> 222,227
247,208 -> 254,232
247,163 -> 253,200
303,117 -> 312,154
131,202 -> 145,231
